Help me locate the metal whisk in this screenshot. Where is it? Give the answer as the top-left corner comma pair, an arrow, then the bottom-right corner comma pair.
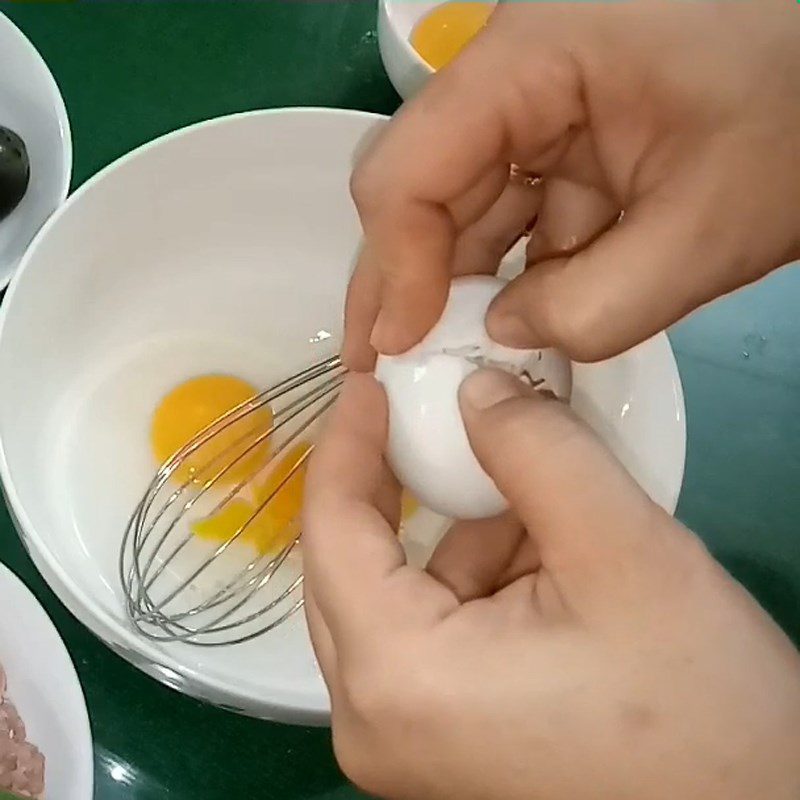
120,355 -> 346,646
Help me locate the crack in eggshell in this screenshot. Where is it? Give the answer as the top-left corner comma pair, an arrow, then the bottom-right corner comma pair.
440,344 -> 537,376
440,345 -> 564,397
376,275 -> 573,519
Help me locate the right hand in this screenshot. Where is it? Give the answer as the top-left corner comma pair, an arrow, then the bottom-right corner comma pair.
344,0 -> 800,369
302,370 -> 800,800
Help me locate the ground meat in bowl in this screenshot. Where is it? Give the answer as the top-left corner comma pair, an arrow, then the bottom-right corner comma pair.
0,666 -> 45,798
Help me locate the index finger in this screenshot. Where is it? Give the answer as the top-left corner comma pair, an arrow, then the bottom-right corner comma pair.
302,374 -> 456,646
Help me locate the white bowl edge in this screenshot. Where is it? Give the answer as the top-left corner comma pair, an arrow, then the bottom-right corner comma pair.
0,11 -> 72,288
0,561 -> 93,799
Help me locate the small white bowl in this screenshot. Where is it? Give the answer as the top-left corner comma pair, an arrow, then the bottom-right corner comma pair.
0,108 -> 684,725
378,0 -> 498,100
0,562 -> 93,799
0,12 -> 72,289
378,0 -> 434,101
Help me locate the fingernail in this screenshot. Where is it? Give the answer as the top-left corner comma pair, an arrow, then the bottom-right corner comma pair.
460,368 -> 526,411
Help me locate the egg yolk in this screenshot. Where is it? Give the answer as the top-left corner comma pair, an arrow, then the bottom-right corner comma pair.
151,374 -> 272,488
401,491 -> 419,521
192,441 -> 311,556
192,440 -> 421,556
154,375 -> 420,556
411,2 -> 494,70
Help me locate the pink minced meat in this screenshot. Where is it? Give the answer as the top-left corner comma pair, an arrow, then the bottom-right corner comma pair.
0,665 -> 45,799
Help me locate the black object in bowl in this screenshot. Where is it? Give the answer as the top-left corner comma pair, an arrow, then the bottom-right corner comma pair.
0,126 -> 30,222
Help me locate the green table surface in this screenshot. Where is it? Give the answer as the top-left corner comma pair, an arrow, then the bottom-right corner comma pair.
0,2 -> 798,799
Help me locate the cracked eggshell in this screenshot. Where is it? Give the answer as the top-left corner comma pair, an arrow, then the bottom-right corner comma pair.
375,275 -> 534,520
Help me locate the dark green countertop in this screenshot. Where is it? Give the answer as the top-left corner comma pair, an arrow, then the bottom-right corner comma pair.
0,2 -> 797,799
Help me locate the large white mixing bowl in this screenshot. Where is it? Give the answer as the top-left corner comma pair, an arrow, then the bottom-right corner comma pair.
0,108 -> 685,724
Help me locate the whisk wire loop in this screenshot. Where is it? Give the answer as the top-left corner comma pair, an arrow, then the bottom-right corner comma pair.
120,355 -> 345,646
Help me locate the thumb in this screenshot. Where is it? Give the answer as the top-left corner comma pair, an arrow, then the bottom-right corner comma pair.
459,368 -> 665,568
486,152 -> 773,362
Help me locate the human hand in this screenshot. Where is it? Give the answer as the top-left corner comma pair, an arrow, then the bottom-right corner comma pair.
302,371 -> 800,800
345,0 -> 800,369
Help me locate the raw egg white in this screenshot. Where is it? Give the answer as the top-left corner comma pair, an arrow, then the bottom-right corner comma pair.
375,275 -> 571,520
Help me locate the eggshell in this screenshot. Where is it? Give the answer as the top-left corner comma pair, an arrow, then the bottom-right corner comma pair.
375,275 -> 569,520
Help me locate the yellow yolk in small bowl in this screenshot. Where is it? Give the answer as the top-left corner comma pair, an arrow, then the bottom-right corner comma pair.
411,2 -> 494,70
150,374 -> 272,488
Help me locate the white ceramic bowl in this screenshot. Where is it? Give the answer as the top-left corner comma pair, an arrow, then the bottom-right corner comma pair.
378,0 -> 498,100
0,562 -> 93,799
0,108 -> 685,725
378,0 -> 435,100
0,12 -> 72,288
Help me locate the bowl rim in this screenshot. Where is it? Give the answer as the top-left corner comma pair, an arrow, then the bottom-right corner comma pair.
0,107 -> 388,724
0,10 -> 73,290
379,0 -> 436,76
0,560 -> 94,799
